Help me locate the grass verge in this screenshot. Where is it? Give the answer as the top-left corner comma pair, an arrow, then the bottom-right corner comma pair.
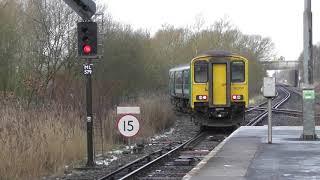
0,93 -> 175,179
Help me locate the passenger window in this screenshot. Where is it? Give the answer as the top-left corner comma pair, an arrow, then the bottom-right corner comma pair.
169,72 -> 174,93
183,70 -> 189,85
231,61 -> 245,82
194,61 -> 208,83
175,71 -> 183,89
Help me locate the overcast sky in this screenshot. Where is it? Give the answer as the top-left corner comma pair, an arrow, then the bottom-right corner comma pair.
101,0 -> 320,60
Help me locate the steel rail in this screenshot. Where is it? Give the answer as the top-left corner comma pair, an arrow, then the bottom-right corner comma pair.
98,132 -> 206,180
98,148 -> 166,180
118,131 -> 206,180
246,91 -> 279,113
251,107 -> 302,116
246,86 -> 291,126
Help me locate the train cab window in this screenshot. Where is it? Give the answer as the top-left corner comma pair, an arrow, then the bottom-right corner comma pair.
194,61 -> 208,83
231,61 -> 245,82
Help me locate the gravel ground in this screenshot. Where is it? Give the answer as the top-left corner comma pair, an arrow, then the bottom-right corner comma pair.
44,114 -> 199,180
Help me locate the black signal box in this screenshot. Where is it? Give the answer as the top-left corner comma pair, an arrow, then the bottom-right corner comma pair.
77,22 -> 98,58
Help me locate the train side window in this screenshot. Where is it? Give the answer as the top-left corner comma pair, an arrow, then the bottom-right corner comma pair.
183,70 -> 189,85
169,72 -> 174,94
175,71 -> 183,89
194,61 -> 208,83
231,61 -> 245,82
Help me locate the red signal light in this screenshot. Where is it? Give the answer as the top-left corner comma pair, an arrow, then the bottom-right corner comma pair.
83,45 -> 92,54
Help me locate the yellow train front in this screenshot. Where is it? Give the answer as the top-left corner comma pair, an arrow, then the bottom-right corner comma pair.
170,50 -> 248,128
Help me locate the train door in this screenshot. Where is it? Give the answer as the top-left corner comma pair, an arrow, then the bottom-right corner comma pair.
210,61 -> 231,107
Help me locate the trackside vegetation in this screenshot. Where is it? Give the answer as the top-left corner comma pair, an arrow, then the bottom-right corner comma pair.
0,0 -> 275,178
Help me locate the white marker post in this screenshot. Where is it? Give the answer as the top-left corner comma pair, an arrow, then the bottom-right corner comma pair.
263,77 -> 276,144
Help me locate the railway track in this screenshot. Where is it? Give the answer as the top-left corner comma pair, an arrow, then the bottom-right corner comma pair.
253,107 -> 302,116
98,85 -> 300,180
246,86 -> 291,126
98,131 -> 225,180
245,91 -> 280,113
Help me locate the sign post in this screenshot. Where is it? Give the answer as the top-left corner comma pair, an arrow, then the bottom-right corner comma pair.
263,77 -> 276,144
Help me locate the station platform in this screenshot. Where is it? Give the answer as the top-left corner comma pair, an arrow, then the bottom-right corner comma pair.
183,126 -> 320,180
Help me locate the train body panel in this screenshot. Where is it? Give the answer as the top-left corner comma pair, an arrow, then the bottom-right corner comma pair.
169,50 -> 249,127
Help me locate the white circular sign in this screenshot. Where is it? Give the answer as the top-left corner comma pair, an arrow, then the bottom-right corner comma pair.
117,115 -> 140,137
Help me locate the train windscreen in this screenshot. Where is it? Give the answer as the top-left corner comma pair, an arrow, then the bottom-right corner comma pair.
194,61 -> 208,83
231,61 -> 245,82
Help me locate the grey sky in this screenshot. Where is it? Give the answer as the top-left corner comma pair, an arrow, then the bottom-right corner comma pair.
102,0 -> 320,60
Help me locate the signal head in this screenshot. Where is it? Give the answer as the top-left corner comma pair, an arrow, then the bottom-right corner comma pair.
77,22 -> 98,58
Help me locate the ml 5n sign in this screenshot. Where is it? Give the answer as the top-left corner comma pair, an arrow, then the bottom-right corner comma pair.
117,107 -> 140,137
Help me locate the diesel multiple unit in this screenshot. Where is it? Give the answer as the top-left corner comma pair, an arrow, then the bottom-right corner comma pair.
169,50 -> 249,127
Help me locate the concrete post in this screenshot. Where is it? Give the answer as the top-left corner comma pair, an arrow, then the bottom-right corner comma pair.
302,0 -> 316,140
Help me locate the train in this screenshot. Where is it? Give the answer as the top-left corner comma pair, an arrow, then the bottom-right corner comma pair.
169,50 -> 249,128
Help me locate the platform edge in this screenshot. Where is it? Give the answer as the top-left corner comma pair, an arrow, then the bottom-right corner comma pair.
182,127 -> 242,180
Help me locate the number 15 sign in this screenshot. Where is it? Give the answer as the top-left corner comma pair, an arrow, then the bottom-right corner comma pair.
116,107 -> 140,137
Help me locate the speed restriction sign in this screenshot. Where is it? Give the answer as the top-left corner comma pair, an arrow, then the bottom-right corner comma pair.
117,114 -> 140,137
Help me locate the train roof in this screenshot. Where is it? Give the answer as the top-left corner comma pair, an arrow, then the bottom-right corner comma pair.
197,50 -> 236,57
169,64 -> 190,72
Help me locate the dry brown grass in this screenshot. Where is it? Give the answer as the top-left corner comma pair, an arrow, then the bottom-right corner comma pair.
0,93 -> 175,179
0,102 -> 86,179
137,93 -> 175,136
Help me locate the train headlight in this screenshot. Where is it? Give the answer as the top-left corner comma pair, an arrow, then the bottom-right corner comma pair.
232,95 -> 243,100
196,95 -> 207,101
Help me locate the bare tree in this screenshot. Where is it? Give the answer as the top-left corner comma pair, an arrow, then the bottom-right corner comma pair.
19,0 -> 78,102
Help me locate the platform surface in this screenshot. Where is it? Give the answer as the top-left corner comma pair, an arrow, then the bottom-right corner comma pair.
184,126 -> 320,180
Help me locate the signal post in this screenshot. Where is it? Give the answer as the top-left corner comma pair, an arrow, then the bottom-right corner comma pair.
78,21 -> 98,168
63,0 -> 98,167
